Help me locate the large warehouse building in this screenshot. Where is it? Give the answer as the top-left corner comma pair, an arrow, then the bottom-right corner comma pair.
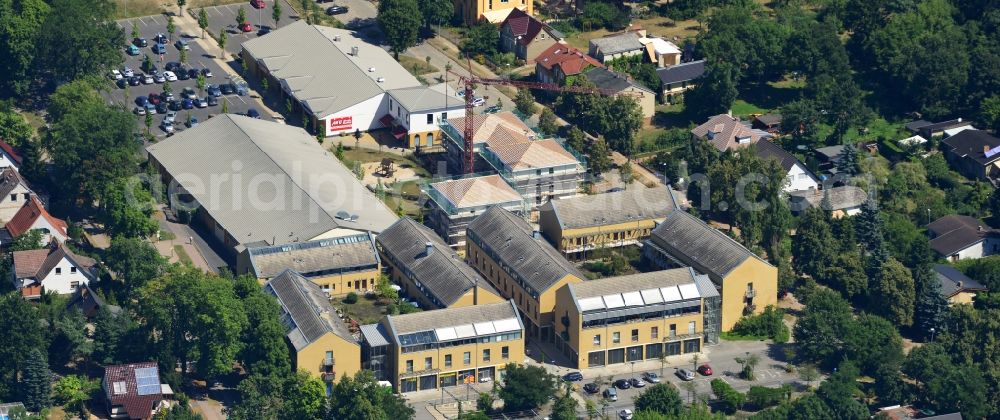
147,114 -> 398,260
241,21 -> 465,148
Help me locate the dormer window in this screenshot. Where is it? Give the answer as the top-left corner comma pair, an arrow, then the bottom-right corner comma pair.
113,381 -> 126,395
737,135 -> 751,144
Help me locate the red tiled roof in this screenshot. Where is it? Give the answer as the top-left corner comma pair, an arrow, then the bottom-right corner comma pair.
535,43 -> 603,76
12,241 -> 97,281
13,248 -> 50,279
0,139 -> 23,165
6,195 -> 67,239
104,362 -> 163,420
502,8 -> 547,46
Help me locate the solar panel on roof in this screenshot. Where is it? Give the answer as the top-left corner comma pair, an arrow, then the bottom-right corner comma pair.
454,324 -> 476,338
134,367 -> 161,396
399,331 -> 436,346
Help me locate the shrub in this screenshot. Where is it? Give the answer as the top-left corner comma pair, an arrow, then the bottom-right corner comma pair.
344,292 -> 359,304
710,379 -> 744,414
731,305 -> 789,342
745,385 -> 790,410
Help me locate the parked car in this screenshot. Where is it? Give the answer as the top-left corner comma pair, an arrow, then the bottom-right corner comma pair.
163,71 -> 177,82
147,93 -> 161,105
582,383 -> 599,394
175,39 -> 189,50
239,22 -> 253,32
629,378 -> 646,388
176,69 -> 191,81
317,0 -> 334,3
180,99 -> 194,109
154,73 -> 166,83
206,85 -> 222,97
207,95 -> 219,106
676,368 -> 695,381
613,379 -> 631,389
144,63 -> 158,74
602,388 -> 618,402
133,37 -> 148,47
619,409 -> 634,420
186,117 -> 199,128
250,0 -> 265,8
697,364 -> 713,376
642,372 -> 660,383
110,69 -> 123,80
144,103 -> 157,114
154,33 -> 167,44
164,111 -> 177,124
455,89 -> 467,98
116,78 -> 127,89
128,76 -> 142,86
142,74 -> 154,84
134,106 -> 146,116
196,97 -> 208,108
326,5 -> 348,14
135,96 -> 149,107
168,100 -> 182,111
155,102 -> 168,114
181,87 -> 198,100
126,44 -> 141,55
122,67 -> 134,77
201,68 -> 213,78
562,372 -> 583,382
234,83 -> 248,95
186,68 -> 198,79
165,61 -> 182,72
246,108 -> 260,118
160,121 -> 174,133
219,83 -> 234,95
152,43 -> 167,55
471,97 -> 486,107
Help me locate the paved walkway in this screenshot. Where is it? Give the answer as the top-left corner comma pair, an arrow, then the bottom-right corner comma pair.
153,206 -> 227,272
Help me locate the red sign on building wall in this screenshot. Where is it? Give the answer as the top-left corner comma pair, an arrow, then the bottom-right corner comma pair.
328,116 -> 353,132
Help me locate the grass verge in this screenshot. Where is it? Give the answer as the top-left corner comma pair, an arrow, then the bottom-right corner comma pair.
173,245 -> 193,265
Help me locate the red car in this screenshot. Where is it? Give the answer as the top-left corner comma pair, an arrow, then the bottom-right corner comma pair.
239,22 -> 253,32
697,364 -> 713,376
250,0 -> 265,9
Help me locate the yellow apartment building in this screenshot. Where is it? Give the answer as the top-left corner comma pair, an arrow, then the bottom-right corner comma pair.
264,270 -> 361,384
552,269 -> 720,368
239,233 -> 382,298
466,207 -> 586,342
644,210 -> 777,331
359,301 -> 525,392
456,0 -> 532,25
538,186 -> 677,259
375,218 -> 504,309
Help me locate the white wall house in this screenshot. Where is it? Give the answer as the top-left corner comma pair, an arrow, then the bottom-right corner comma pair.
12,243 -> 97,299
0,168 -> 33,223
785,162 -> 820,193
927,215 -> 1000,262
0,140 -> 22,172
5,195 -> 69,245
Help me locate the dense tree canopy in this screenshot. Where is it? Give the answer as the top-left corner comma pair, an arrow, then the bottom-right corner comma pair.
34,0 -> 123,84
378,0 -> 421,58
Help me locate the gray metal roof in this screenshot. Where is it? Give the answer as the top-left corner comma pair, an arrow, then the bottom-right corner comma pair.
247,233 -> 379,279
385,300 -> 521,338
648,211 -> 771,280
933,264 -> 987,298
693,274 -> 720,298
583,67 -> 654,94
241,21 -> 420,119
789,186 -> 868,212
569,268 -> 697,299
359,323 -> 391,347
146,114 -> 398,251
656,60 -> 706,85
375,218 -> 498,307
467,207 -> 586,293
387,86 -> 465,113
539,186 -> 676,230
264,269 -> 358,351
589,31 -> 643,56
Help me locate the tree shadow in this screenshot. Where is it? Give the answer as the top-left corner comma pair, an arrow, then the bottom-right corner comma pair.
738,83 -> 805,113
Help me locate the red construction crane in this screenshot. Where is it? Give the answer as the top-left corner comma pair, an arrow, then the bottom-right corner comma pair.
448,69 -> 629,174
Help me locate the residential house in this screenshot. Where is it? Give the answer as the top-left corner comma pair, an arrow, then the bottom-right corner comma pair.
588,31 -> 645,63
814,144 -> 845,176
788,186 -> 868,218
5,195 -> 69,245
360,300 -> 525,392
375,217 -> 503,309
241,22 -> 464,145
481,137 -> 586,206
0,139 -> 23,171
466,206 -> 586,341
538,186 -> 677,258
656,59 -> 705,104
752,140 -> 819,193
637,36 -> 682,67
424,175 -> 526,249
0,167 -> 33,223
905,118 -> 971,138
535,44 -> 604,86
644,211 -> 778,331
69,282 -> 122,318
500,8 -> 562,63
940,129 -> 1000,182
691,113 -> 772,152
0,403 -> 26,419
102,362 -> 171,420
237,233 -> 381,297
752,114 -> 782,134
926,214 -> 1000,261
12,241 -> 97,299
552,268 -> 720,368
264,269 -> 361,383
147,114 -> 397,261
455,0 -> 531,25
581,67 -> 656,119
440,112 -> 536,173
933,264 -> 988,305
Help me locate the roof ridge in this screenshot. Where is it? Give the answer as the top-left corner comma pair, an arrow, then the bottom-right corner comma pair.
669,210 -> 771,267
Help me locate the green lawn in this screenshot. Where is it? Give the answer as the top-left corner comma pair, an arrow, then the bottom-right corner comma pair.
173,245 -> 193,265
730,100 -> 769,117
399,55 -> 439,76
332,295 -> 386,325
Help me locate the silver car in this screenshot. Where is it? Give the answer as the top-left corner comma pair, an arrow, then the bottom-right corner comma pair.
164,111 -> 177,124
676,368 -> 695,381
642,372 -> 661,383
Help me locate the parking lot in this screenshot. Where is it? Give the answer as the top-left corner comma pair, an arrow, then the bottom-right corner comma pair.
189,0 -> 297,57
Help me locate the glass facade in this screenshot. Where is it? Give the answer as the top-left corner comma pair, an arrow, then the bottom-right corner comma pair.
588,351 -> 606,367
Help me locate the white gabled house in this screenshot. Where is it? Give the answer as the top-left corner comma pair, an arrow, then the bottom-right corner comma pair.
0,167 -> 33,223
753,140 -> 819,193
0,139 -> 23,172
12,242 -> 97,299
4,195 -> 69,245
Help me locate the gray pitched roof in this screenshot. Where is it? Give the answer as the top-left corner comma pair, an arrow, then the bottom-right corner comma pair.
264,269 -> 357,351
388,86 -> 465,113
583,67 -> 654,94
376,218 -> 497,307
789,186 -> 868,212
467,207 -> 586,293
0,167 -> 29,200
241,21 -> 420,119
569,268 -> 697,299
246,233 -> 379,279
927,214 -> 995,256
539,186 -> 676,230
385,300 -> 521,339
941,129 -> 1000,165
753,140 -> 804,172
358,323 -> 391,347
656,60 -> 706,85
146,114 -> 397,251
589,31 -> 643,56
933,264 -> 987,298
648,211 -> 771,280
691,114 -> 771,152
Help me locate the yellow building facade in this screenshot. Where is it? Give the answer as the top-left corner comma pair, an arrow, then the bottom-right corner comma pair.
297,331 -> 362,382
717,259 -> 778,331
456,0 -> 532,25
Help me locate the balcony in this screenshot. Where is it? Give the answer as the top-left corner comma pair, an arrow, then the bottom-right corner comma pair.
321,372 -> 336,382
745,289 -> 756,299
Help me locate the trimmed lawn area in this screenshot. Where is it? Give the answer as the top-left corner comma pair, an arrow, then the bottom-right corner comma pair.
564,16 -> 701,51
173,245 -> 193,265
332,295 -> 386,325
730,100 -> 769,117
399,55 -> 439,76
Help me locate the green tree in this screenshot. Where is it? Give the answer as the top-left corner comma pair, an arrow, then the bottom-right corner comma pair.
179,48 -> 187,64
167,15 -> 176,41
588,136 -> 612,179
843,314 -> 903,373
132,22 -> 140,40
602,96 -> 643,156
980,94 -> 1000,134
218,29 -> 228,59
797,364 -> 819,389
821,252 -> 868,299
871,258 -> 915,326
836,144 -> 860,176
328,370 -> 414,419
198,9 -> 209,39
499,363 -> 557,411
514,88 -> 536,116
550,384 -> 577,420
903,343 -> 989,418
780,100 -> 819,143
0,0 -> 49,97
105,236 -> 167,297
239,292 -> 291,376
538,108 -> 557,136
418,0 -> 453,30
272,1 -> 282,26
378,0 -> 421,59
684,61 -> 738,120
196,74 -> 207,96
21,349 -> 51,412
634,383 -> 682,415
236,5 -> 247,27
912,263 -> 947,340
19,137 -> 44,183
92,306 -> 137,365
0,293 -> 45,399
619,162 -> 634,186
791,208 -> 834,278
792,288 -> 854,366
50,308 -> 92,367
873,364 -> 908,406
566,127 -> 586,152
35,0 -> 122,82
100,179 -> 159,238
461,21 -> 500,58
53,375 -> 98,413
145,112 -> 154,135
0,103 -> 35,148
476,392 -> 494,413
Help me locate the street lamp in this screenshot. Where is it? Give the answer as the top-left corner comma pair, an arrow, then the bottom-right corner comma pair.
630,361 -> 636,377
929,327 -> 936,342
